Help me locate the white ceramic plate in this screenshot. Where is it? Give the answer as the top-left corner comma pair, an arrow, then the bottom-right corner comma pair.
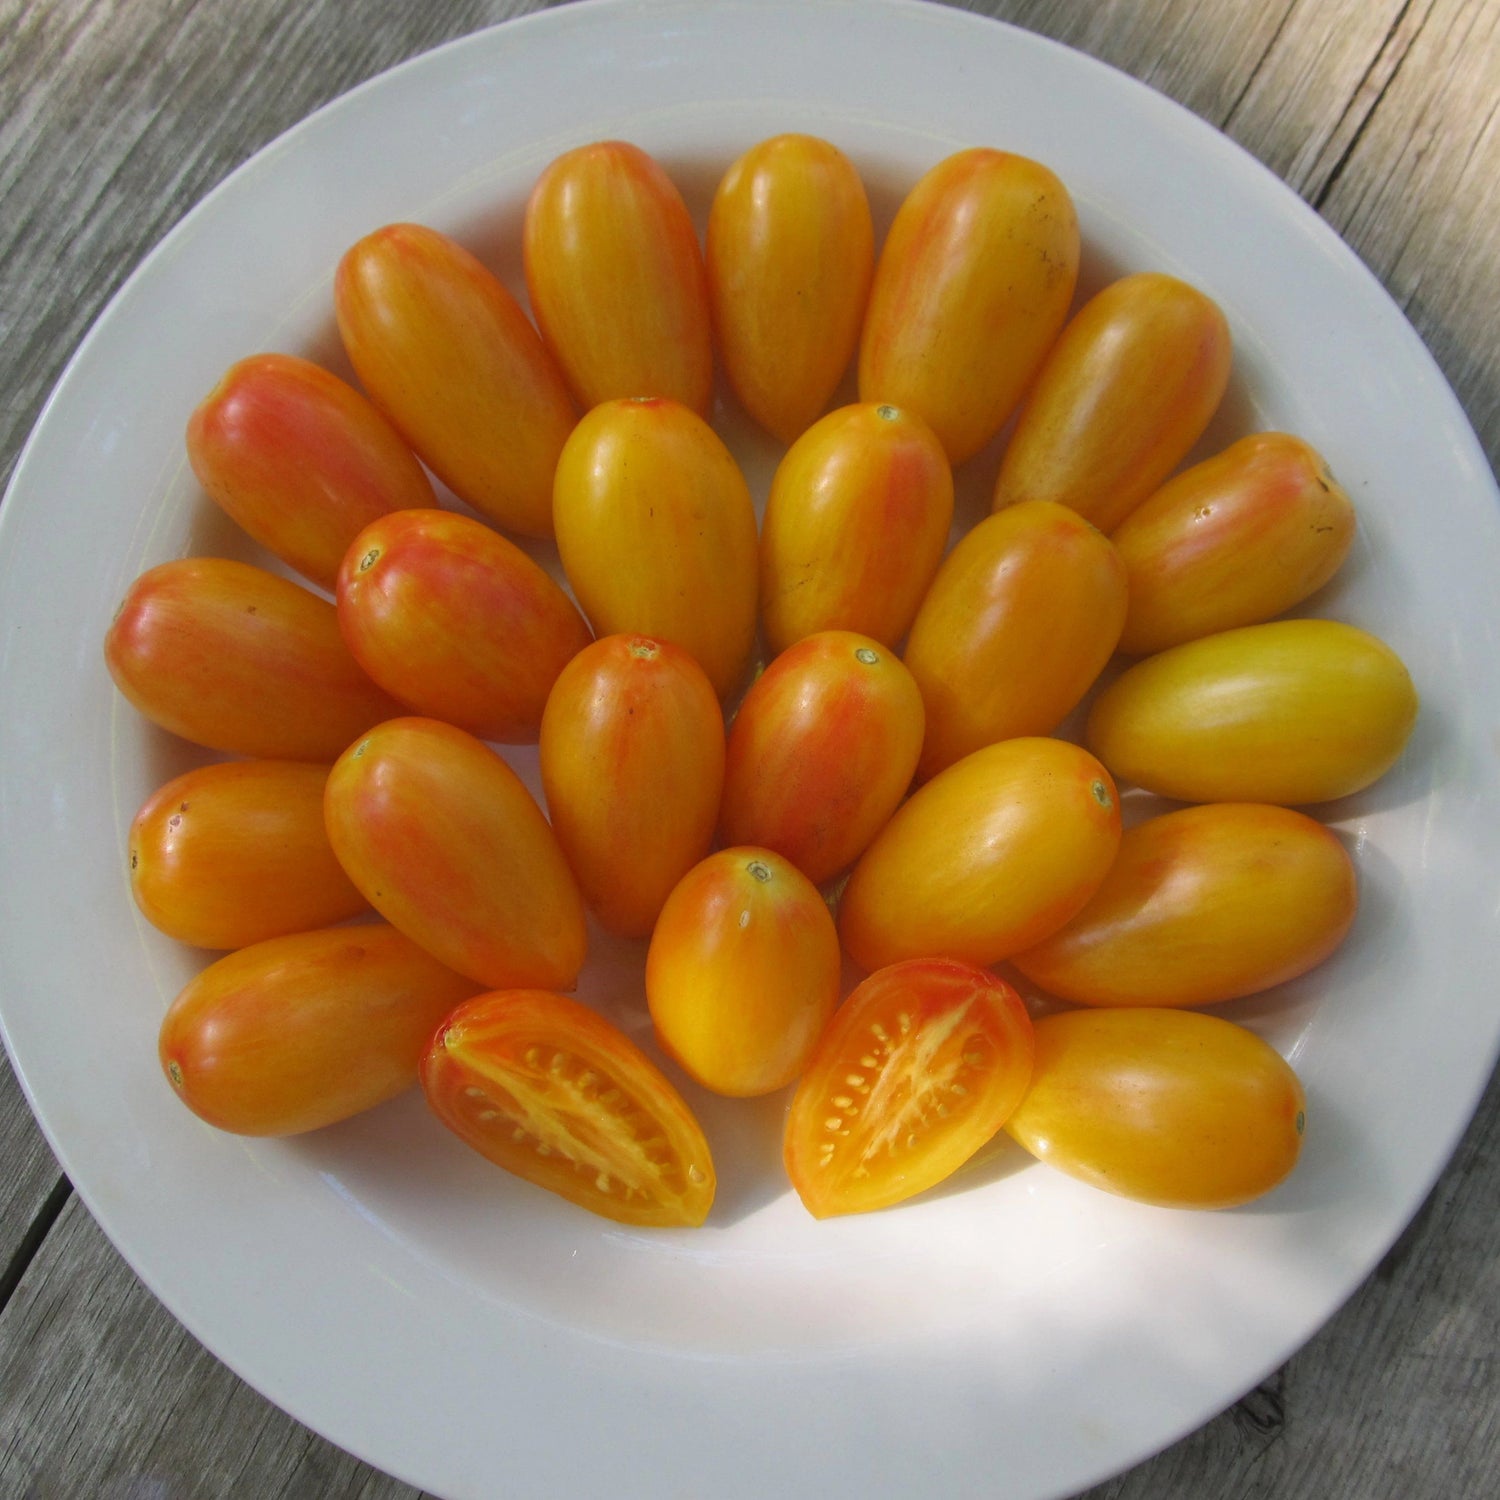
3,2 -> 1498,1496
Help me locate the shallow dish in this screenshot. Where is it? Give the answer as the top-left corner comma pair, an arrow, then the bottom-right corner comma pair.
2,2 -> 1498,1497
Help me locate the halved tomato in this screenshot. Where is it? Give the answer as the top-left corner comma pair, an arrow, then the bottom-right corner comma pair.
422,989 -> 715,1227
784,958 -> 1034,1218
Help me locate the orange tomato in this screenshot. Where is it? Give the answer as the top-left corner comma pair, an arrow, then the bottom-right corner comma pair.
1005,1008 -> 1306,1209
335,222 -> 576,537
838,737 -> 1121,972
104,558 -> 402,760
159,923 -> 479,1136
1112,432 -> 1357,655
524,141 -> 713,415
323,717 -> 587,990
1011,803 -> 1358,1007
858,148 -> 1079,465
129,761 -> 366,950
1085,619 -> 1420,804
552,397 -> 758,699
422,989 -> 715,1227
758,403 -> 953,655
784,958 -> 1035,1218
539,635 -> 725,938
902,500 -> 1127,780
707,133 -> 874,441
185,352 -> 435,592
718,632 -> 924,885
646,848 -> 841,1097
992,272 -> 1232,533
336,509 -> 591,743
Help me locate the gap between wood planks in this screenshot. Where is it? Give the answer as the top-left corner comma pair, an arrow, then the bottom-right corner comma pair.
0,1175 -> 72,1316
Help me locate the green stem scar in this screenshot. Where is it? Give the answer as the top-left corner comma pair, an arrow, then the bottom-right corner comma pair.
746,860 -> 772,883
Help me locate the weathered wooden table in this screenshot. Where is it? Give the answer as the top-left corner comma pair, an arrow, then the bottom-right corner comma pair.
2,1 -> 1497,1495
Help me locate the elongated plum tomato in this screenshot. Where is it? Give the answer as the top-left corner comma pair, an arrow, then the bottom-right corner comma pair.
1085,619 -> 1419,805
524,141 -> 713,415
552,397 -> 758,699
646,848 -> 841,1097
104,558 -> 402,760
1011,803 -> 1357,1007
1004,1008 -> 1306,1209
706,133 -> 874,442
993,272 -> 1232,534
185,352 -> 435,591
719,632 -> 924,885
539,635 -> 725,938
335,222 -> 576,538
838,737 -> 1120,972
337,508 -> 591,743
324,717 -> 587,990
160,923 -> 479,1136
130,760 -> 366,950
759,403 -> 953,655
422,989 -> 715,1227
1112,432 -> 1356,655
785,958 -> 1034,1218
902,500 -> 1127,780
858,148 -> 1079,465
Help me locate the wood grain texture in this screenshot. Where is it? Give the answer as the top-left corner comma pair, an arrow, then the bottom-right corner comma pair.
0,0 -> 1496,1497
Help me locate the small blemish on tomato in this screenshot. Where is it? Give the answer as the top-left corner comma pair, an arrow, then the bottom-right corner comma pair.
1295,1110 -> 1305,1135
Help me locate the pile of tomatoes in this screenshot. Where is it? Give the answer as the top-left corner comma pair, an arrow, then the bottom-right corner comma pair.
105,136 -> 1419,1228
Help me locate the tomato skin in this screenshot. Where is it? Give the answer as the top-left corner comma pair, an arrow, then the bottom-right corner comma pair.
129,761 -> 366,950
992,273 -> 1232,534
1004,1008 -> 1306,1209
858,148 -> 1079,465
422,989 -> 715,1227
335,222 -> 576,538
524,141 -> 713,415
719,632 -> 924,885
838,737 -> 1121,972
707,134 -> 874,442
1085,619 -> 1420,804
759,403 -> 953,656
1011,803 -> 1357,1007
902,500 -> 1127,780
104,558 -> 402,760
323,718 -> 587,990
1112,433 -> 1356,655
159,923 -> 479,1136
552,397 -> 758,699
185,353 -> 435,592
539,635 -> 725,938
784,958 -> 1035,1218
646,848 -> 841,1097
336,509 -> 591,743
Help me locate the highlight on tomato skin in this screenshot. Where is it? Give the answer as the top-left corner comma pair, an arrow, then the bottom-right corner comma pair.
783,958 -> 1035,1219
422,989 -> 716,1228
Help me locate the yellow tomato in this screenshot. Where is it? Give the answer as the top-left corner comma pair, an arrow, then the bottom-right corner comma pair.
324,717 -> 587,990
858,148 -> 1079,465
335,223 -> 576,538
1005,1008 -> 1306,1209
1011,803 -> 1358,1007
759,403 -> 953,655
646,848 -> 841,1097
524,140 -> 714,415
552,397 -> 758,699
1112,432 -> 1357,655
902,500 -> 1127,780
707,133 -> 874,442
539,635 -> 725,939
129,761 -> 366,950
719,631 -> 924,885
838,737 -> 1120,972
992,272 -> 1232,533
1086,619 -> 1419,804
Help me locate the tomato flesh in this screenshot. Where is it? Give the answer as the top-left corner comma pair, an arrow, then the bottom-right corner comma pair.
784,958 -> 1034,1218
